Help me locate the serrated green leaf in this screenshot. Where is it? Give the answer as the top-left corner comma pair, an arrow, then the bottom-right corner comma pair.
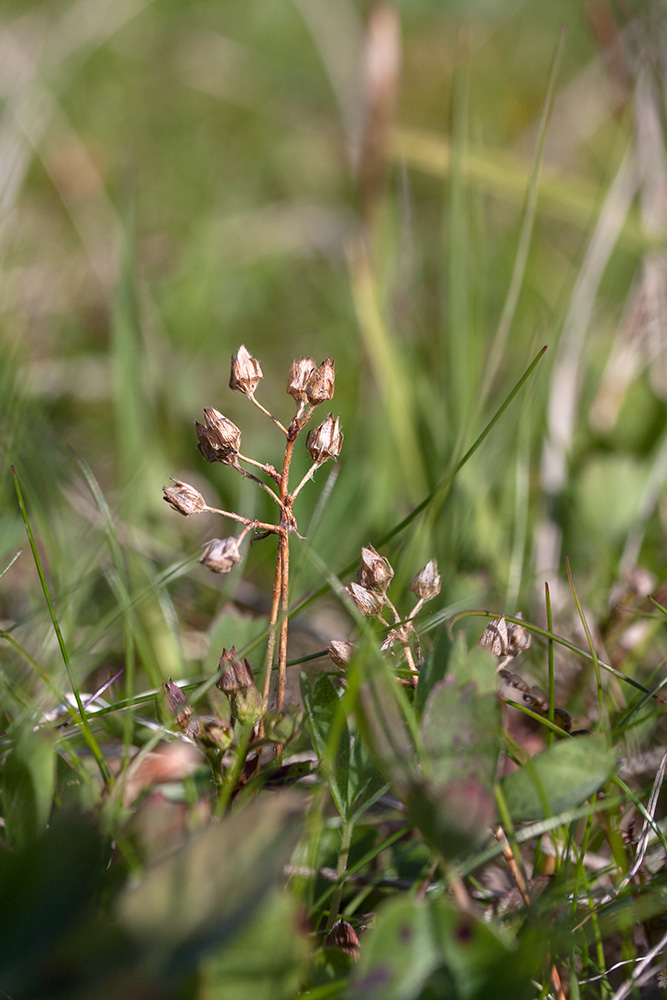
500,734 -> 615,823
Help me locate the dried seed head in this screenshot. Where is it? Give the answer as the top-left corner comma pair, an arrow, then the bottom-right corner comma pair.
196,408 -> 241,464
287,357 -> 316,402
479,615 -> 530,660
506,616 -> 531,657
357,544 -> 394,595
409,559 -> 441,602
305,357 -> 335,405
161,678 -> 192,732
199,537 -> 243,574
328,640 -> 354,669
217,648 -> 255,694
229,343 -> 263,396
346,581 -> 384,618
305,414 -> 343,465
162,479 -> 207,516
479,616 -> 509,659
326,918 -> 361,959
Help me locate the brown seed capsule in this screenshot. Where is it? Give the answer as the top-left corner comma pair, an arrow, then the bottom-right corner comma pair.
479,615 -> 530,660
326,919 -> 360,959
357,544 -> 394,595
199,537 -> 243,574
287,357 -> 316,402
305,414 -> 343,465
479,617 -> 510,659
327,640 -> 354,669
346,581 -> 384,618
204,407 -> 241,452
229,343 -> 263,396
162,479 -> 207,516
305,357 -> 335,405
409,559 -> 441,602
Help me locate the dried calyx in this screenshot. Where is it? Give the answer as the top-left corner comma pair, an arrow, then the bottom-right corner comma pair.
229,344 -> 263,396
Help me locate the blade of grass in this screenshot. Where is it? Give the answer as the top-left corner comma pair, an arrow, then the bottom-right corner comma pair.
11,466 -> 113,790
566,558 -> 605,730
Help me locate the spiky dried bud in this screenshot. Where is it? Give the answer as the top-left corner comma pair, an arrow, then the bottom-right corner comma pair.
326,919 -> 360,959
357,544 -> 394,595
346,581 -> 384,618
306,357 -> 335,405
217,648 -> 255,694
328,640 -> 354,669
199,537 -> 243,574
479,615 -> 530,660
196,408 -> 241,464
162,678 -> 192,732
216,649 -> 265,726
305,414 -> 343,465
409,559 -> 441,602
287,357 -> 316,402
229,343 -> 263,396
162,479 -> 207,516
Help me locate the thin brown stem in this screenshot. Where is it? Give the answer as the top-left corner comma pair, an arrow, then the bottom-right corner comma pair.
203,507 -> 279,534
261,542 -> 283,709
277,528 -> 290,714
246,393 -> 289,436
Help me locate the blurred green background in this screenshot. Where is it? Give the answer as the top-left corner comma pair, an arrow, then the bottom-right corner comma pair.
2,0 -> 666,703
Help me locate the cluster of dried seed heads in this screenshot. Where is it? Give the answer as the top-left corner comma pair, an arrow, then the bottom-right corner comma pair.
330,547 -> 441,686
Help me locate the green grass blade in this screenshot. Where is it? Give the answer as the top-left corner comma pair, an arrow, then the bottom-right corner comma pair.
11,466 -> 113,790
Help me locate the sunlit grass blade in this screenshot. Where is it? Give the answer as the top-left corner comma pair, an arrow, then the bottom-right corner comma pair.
11,465 -> 113,789
565,558 -> 605,730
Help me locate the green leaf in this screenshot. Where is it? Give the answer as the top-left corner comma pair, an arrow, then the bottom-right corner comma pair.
347,731 -> 389,822
116,792 -> 304,976
351,896 -> 540,1000
419,681 -> 501,787
416,628 -> 453,713
199,888 -> 310,1000
2,727 -> 55,850
500,733 -> 615,823
301,674 -> 350,817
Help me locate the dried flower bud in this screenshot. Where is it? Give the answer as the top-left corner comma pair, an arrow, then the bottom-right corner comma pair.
287,357 -> 316,402
507,619 -> 531,657
199,537 -> 243,574
217,648 -> 255,694
216,649 -> 265,726
229,343 -> 263,396
305,414 -> 343,465
163,479 -> 207,516
346,581 -> 384,618
409,559 -> 441,602
161,678 -> 192,732
191,715 -> 234,751
305,357 -> 335,405
357,544 -> 394,595
479,615 -> 530,660
196,408 -> 241,464
328,640 -> 354,669
326,919 -> 360,959
479,617 -> 510,659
